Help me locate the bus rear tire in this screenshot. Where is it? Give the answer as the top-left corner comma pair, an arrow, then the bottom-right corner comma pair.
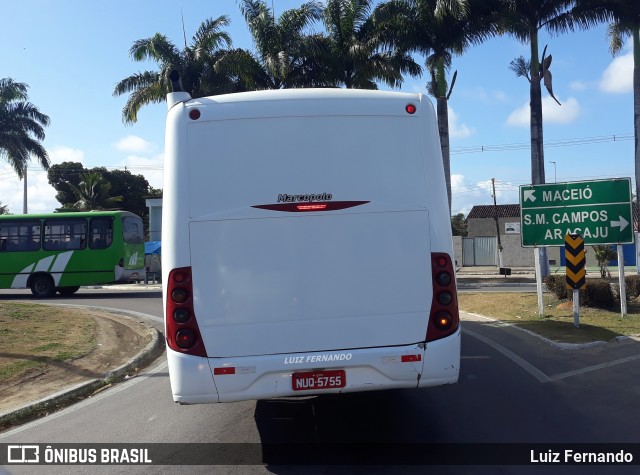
30,275 -> 56,298
58,286 -> 80,296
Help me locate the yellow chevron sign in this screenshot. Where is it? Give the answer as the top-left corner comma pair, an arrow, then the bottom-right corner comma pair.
565,234 -> 586,290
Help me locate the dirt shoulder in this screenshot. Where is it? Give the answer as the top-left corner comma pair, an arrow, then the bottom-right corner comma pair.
0,309 -> 161,418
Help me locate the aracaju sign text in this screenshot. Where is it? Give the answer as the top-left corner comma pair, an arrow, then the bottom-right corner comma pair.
565,234 -> 586,290
520,178 -> 634,247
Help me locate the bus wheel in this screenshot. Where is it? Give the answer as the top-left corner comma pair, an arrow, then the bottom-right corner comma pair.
30,275 -> 56,298
58,286 -> 80,296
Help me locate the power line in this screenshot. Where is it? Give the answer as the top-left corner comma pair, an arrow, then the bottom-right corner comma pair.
451,133 -> 633,156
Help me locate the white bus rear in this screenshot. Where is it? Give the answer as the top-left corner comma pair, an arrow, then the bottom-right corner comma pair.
163,86 -> 460,403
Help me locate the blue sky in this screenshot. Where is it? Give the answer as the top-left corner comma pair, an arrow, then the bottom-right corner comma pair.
1,0 -> 635,216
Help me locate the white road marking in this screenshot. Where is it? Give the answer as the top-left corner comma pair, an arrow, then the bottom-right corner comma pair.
462,314 -> 640,384
549,354 -> 640,382
463,327 -> 552,383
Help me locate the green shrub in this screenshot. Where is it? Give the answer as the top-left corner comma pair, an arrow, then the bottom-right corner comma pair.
582,280 -> 614,309
546,274 -> 614,308
544,274 -> 568,299
624,275 -> 640,300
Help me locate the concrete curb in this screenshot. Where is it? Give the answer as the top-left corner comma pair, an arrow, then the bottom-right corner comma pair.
457,282 -> 542,289
461,311 -> 614,350
0,320 -> 164,427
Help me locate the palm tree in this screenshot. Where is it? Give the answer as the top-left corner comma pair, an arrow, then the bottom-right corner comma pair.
375,0 -> 498,212
70,172 -> 123,211
114,16 -> 240,124
0,78 -> 50,178
0,201 -> 8,215
229,0 -> 326,90
497,1 -> 578,189
320,0 -> 421,89
497,0 -> 579,277
574,0 -> 640,209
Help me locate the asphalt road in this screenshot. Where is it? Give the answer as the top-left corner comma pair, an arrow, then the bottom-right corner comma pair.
1,288 -> 640,474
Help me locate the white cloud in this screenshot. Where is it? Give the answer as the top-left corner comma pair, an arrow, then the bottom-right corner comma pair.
448,107 -> 475,139
0,165 -> 60,214
506,96 -> 580,126
599,51 -> 633,94
121,153 -> 164,190
451,175 -> 519,216
49,146 -> 84,165
569,80 -> 588,91
0,146 -> 82,214
114,135 -> 154,153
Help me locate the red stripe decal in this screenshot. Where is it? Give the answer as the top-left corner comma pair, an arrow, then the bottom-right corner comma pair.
252,201 -> 370,212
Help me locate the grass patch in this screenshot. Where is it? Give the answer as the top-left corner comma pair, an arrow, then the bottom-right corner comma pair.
0,303 -> 97,383
458,292 -> 640,344
0,360 -> 43,380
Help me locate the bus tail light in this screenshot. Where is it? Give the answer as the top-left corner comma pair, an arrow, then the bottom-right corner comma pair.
166,267 -> 207,357
427,253 -> 459,342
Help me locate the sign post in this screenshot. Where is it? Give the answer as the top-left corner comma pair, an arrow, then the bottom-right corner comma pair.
565,234 -> 586,328
618,245 -> 627,316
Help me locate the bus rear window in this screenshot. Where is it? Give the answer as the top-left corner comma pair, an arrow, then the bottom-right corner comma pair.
122,216 -> 144,244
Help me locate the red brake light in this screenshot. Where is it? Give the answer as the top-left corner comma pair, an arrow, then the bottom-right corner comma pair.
427,253 -> 459,342
296,204 -> 328,211
189,109 -> 201,120
405,104 -> 417,114
166,267 -> 207,357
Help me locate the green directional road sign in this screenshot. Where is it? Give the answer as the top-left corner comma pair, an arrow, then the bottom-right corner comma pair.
520,178 -> 634,247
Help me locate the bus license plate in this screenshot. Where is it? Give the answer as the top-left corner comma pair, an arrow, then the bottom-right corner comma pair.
292,370 -> 346,391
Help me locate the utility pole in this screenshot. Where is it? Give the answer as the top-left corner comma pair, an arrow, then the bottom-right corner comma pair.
549,161 -> 557,182
491,178 -> 503,269
22,166 -> 27,214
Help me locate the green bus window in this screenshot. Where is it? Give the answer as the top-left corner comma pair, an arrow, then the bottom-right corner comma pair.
122,216 -> 144,244
44,219 -> 87,251
90,217 -> 113,249
0,221 -> 41,252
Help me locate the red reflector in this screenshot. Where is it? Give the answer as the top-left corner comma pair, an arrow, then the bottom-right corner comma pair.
405,104 -> 417,114
296,204 -> 328,211
214,367 -> 236,375
189,109 -> 201,120
401,354 -> 422,363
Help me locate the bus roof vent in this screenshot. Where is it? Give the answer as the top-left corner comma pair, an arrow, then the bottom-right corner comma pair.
167,70 -> 192,110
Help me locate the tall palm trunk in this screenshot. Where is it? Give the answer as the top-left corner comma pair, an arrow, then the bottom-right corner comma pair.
634,28 -> 640,208
529,31 -> 550,276
529,34 -> 546,186
435,58 -> 452,213
437,96 -> 452,212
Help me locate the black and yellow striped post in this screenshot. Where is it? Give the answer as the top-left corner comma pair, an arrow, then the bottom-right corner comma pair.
565,233 -> 586,328
565,234 -> 586,290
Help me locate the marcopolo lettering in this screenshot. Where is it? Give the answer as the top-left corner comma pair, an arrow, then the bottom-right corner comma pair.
277,193 -> 333,203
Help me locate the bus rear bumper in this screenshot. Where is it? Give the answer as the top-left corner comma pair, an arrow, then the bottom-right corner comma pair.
114,266 -> 145,283
167,331 -> 460,404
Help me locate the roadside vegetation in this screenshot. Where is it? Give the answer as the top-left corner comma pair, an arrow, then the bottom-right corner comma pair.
458,291 -> 640,344
0,303 -> 96,383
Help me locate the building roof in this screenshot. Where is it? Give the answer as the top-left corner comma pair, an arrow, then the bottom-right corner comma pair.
467,202 -> 640,230
467,204 -> 520,219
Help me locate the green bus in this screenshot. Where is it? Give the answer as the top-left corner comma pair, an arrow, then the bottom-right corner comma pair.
0,211 -> 146,297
